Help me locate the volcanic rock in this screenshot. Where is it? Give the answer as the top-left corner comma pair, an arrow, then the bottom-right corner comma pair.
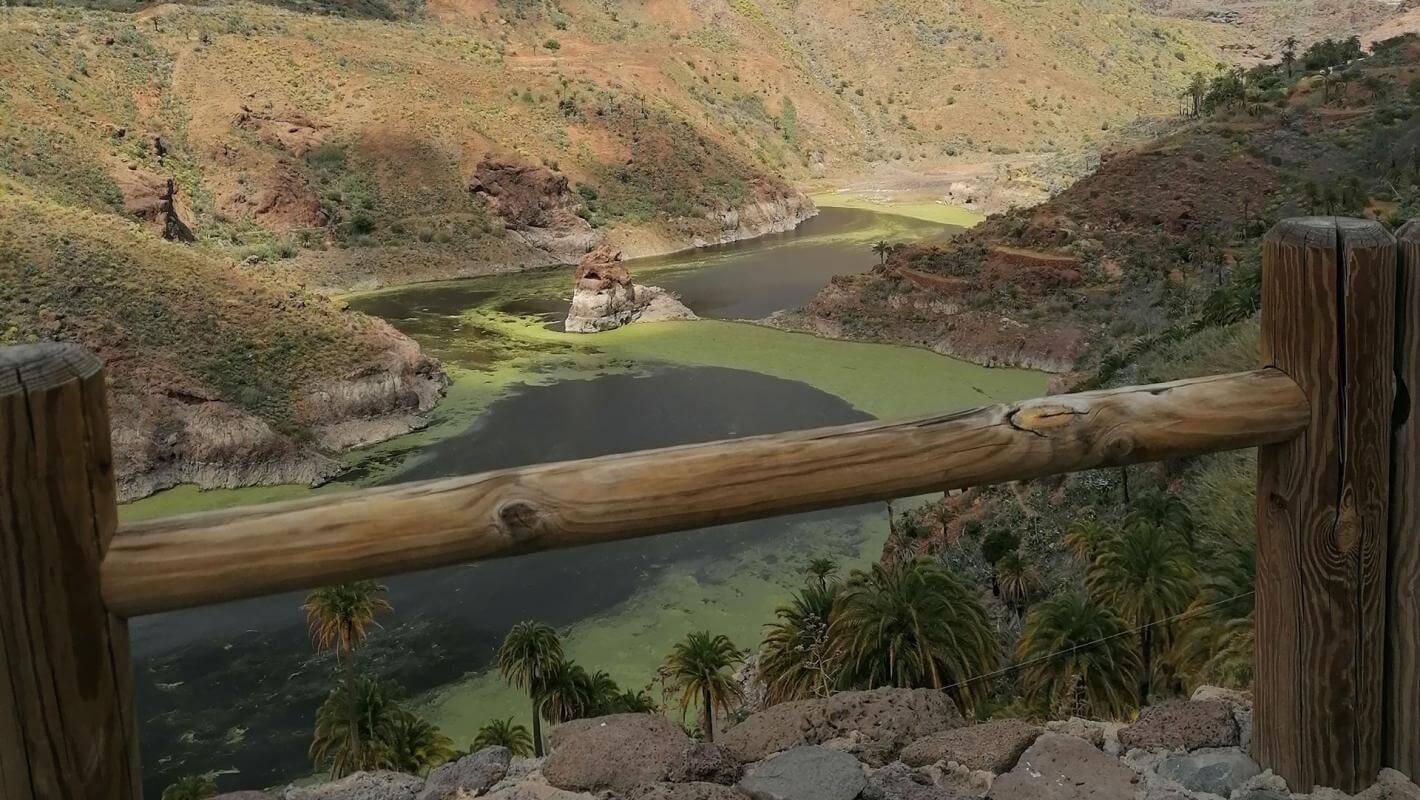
721,687 -> 965,766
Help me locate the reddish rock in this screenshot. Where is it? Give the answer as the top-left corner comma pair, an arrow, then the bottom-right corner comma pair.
722,688 -> 965,767
1118,700 -> 1238,753
572,245 -> 631,290
901,719 -> 1041,772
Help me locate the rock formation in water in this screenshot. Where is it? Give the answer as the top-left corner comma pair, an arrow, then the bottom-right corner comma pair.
565,246 -> 696,333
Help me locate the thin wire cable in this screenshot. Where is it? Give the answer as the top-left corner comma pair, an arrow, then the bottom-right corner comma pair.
942,590 -> 1256,692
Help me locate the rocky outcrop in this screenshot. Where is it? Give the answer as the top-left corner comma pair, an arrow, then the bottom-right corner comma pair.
736,746 -> 866,800
564,247 -> 696,333
691,185 -> 817,250
111,317 -> 447,501
111,165 -> 195,242
470,157 -> 598,261
721,688 -> 965,767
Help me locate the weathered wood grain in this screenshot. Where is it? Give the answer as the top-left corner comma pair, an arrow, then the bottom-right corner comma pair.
102,368 -> 1309,616
0,344 -> 141,799
1389,221 -> 1420,779
1255,217 -> 1395,793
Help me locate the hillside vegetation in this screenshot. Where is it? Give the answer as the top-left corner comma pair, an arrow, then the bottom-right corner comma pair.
798,33 -> 1420,709
2,0 -> 1237,284
0,0 -> 1268,496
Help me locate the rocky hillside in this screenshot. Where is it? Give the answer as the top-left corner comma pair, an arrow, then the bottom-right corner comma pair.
792,34 -> 1420,374
0,180 -> 446,500
210,688 -> 1420,800
2,0 -> 1246,289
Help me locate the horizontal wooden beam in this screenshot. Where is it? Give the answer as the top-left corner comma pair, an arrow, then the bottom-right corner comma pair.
102,368 -> 1309,617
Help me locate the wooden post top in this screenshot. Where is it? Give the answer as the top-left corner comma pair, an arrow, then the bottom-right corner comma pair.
0,343 -> 102,396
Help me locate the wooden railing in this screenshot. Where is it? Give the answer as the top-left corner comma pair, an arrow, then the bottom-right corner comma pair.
1,217 -> 1417,798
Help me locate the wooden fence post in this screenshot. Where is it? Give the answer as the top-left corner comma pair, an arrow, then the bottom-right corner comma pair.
1389,221 -> 1420,780
0,344 -> 141,799
1256,217 -> 1395,793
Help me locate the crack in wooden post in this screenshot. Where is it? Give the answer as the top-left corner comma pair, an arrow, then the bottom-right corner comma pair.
0,343 -> 141,800
1256,217 -> 1395,793
1387,221 -> 1420,779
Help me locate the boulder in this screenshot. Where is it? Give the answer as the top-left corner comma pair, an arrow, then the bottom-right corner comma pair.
481,784 -> 597,800
722,688 -> 964,766
737,746 -> 866,800
901,719 -> 1041,773
622,782 -> 747,800
986,733 -> 1138,800
418,746 -> 512,799
214,794 -> 274,800
1043,718 -> 1108,749
863,762 -> 966,800
284,771 -> 423,800
668,742 -> 741,784
1356,769 -> 1420,800
1156,748 -> 1260,797
1188,686 -> 1251,708
542,714 -> 694,792
1118,701 -> 1238,752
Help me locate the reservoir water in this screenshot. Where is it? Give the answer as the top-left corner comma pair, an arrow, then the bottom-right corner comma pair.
124,206 -> 1048,795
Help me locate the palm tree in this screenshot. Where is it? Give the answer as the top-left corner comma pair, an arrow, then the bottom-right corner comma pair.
161,775 -> 217,800
994,552 -> 1043,614
310,672 -> 400,778
304,581 -> 393,660
758,581 -> 840,704
661,631 -> 745,742
474,717 -> 534,757
806,557 -> 839,591
1127,490 -> 1193,545
1172,541 -> 1256,690
304,581 -> 392,772
579,668 -> 623,717
871,240 -> 894,267
612,689 -> 658,713
829,558 -> 997,712
1017,592 -> 1140,719
1185,73 -> 1209,117
497,621 -> 564,756
1087,520 -> 1197,705
383,710 -> 456,776
538,659 -> 595,724
1063,518 -> 1112,563
1282,36 -> 1299,77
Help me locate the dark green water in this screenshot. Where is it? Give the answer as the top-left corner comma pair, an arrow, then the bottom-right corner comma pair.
127,207 -> 1040,796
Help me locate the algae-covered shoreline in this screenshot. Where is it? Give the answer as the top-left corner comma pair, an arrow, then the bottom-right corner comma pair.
124,204 -> 1042,793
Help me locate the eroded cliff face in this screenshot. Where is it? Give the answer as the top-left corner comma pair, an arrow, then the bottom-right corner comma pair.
610,182 -> 819,260
470,157 -> 600,262
109,318 -> 447,501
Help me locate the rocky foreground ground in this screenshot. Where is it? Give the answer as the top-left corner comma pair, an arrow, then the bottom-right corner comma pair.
218,687 -> 1419,800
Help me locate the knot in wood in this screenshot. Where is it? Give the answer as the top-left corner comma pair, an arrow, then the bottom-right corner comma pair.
1008,404 -> 1083,436
496,499 -> 547,543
